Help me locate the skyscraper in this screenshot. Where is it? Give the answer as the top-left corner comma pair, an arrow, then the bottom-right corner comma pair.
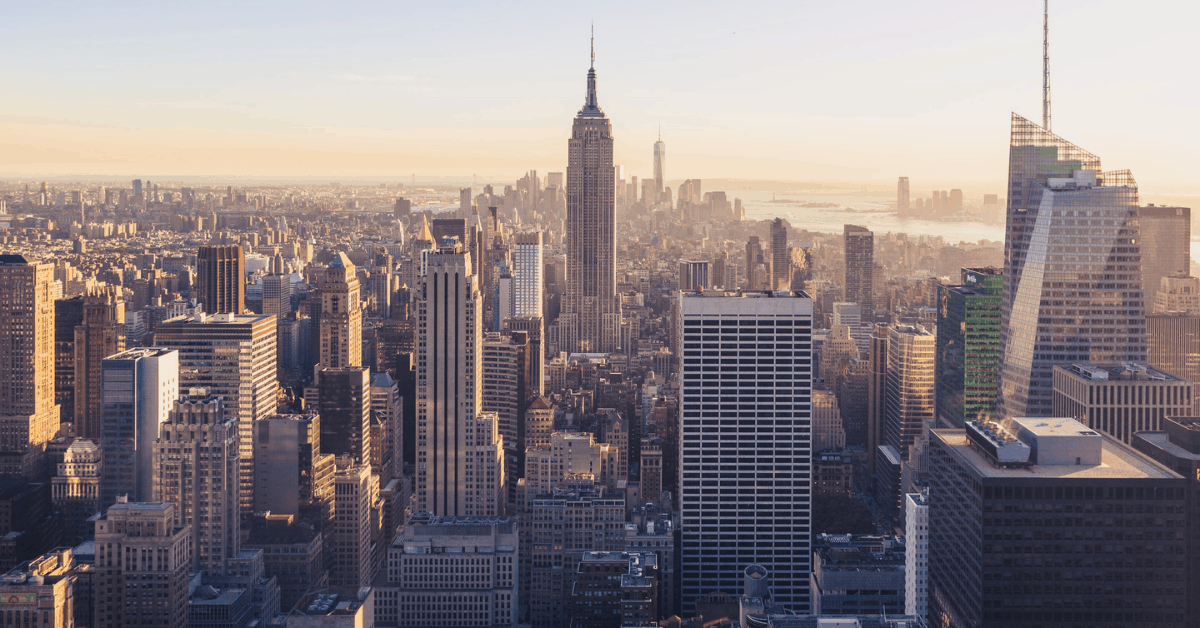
94,502 -> 191,628
678,290 -> 814,615
866,323 -> 889,478
653,126 -> 666,196
929,418 -> 1185,627
935,268 -> 1002,427
99,348 -> 179,507
196,245 -> 245,315
745,235 -> 765,289
770,218 -> 789,290
315,366 -> 372,465
154,394 -> 241,572
884,325 -> 935,462
53,296 -> 84,426
252,413 -> 334,520
417,240 -> 503,516
843,225 -> 874,322
561,41 -> 621,353
897,176 -> 910,217
331,464 -> 374,588
1147,313 -> 1200,414
1139,205 -> 1191,306
74,287 -> 126,440
0,254 -> 58,477
512,231 -> 544,318
1000,114 -> 1145,417
155,312 -> 277,513
316,252 -> 363,369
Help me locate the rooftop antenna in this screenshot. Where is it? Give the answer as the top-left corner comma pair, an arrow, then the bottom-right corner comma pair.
1043,0 -> 1051,131
658,123 -> 661,141
590,22 -> 595,69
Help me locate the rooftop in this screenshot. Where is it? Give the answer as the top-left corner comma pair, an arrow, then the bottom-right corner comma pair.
1056,362 -> 1183,383
933,428 -> 1179,480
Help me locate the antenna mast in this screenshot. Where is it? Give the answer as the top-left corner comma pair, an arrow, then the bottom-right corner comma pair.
1043,0 -> 1051,131
590,23 -> 595,68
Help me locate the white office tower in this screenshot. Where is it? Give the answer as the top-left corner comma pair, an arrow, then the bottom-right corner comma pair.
512,231 -> 544,318
904,492 -> 929,618
678,290 -> 814,615
375,513 -> 518,628
99,348 -> 179,507
417,240 -> 503,516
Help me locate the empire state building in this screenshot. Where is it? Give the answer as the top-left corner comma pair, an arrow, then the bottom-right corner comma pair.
561,42 -> 621,353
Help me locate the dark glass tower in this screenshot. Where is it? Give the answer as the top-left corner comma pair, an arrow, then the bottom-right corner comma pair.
843,225 -> 874,321
936,267 -> 1002,427
999,113 -> 1144,417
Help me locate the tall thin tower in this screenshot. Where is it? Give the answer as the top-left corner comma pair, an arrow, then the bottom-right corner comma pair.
561,28 -> 621,353
653,124 -> 666,196
1043,0 -> 1051,131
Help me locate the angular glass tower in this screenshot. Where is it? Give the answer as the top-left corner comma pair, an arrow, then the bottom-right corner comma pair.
999,114 -> 1145,417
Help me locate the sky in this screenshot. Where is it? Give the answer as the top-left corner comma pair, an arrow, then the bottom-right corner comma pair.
2,0 -> 1198,195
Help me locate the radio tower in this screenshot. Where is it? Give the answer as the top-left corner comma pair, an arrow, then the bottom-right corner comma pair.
1042,0 -> 1051,131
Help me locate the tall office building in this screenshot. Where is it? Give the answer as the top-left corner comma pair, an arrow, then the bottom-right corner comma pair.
155,311 -> 278,513
653,128 -> 666,194
904,493 -> 928,619
512,231 -> 544,318
0,254 -> 58,477
94,502 -> 191,628
1051,363 -> 1192,444
315,366 -> 372,465
884,325 -> 935,461
929,418 -> 1186,627
253,413 -> 334,520
935,268 -> 1002,427
677,260 -> 710,292
897,177 -> 910,217
331,464 -> 373,588
196,245 -> 245,314
370,371 -> 403,483
866,323 -> 889,477
1132,416 -> 1200,628
53,296 -> 84,425
1147,313 -> 1200,414
503,316 -> 545,398
316,252 -> 363,369
483,331 -> 529,508
417,241 -> 502,515
770,218 -> 789,290
1000,114 -> 1145,417
745,235 -> 766,289
678,290 -> 814,615
843,225 -> 875,322
154,394 -> 241,572
560,46 -> 621,354
262,273 -> 292,317
1139,205 -> 1191,305
74,287 -> 126,439
99,348 -> 179,507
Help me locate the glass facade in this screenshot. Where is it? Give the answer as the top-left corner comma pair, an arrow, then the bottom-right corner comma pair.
1000,114 -> 1145,417
936,268 -> 1002,427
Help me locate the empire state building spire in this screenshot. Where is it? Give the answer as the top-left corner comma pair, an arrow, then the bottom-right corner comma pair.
580,26 -> 603,118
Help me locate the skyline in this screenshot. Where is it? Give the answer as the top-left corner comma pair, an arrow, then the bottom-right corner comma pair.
2,1 -> 1199,194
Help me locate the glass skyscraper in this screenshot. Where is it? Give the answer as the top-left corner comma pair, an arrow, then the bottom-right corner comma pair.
999,114 -> 1145,417
936,267 -> 1002,427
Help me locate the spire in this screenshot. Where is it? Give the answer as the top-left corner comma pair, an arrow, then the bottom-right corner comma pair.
1043,0 -> 1051,131
580,24 -> 602,116
658,123 -> 661,141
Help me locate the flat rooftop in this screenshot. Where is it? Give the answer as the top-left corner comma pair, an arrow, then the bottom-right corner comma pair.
1134,432 -> 1200,462
1056,363 -> 1184,382
932,428 -> 1179,480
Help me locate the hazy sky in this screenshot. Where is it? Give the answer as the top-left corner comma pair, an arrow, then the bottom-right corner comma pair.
2,1 -> 1197,193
